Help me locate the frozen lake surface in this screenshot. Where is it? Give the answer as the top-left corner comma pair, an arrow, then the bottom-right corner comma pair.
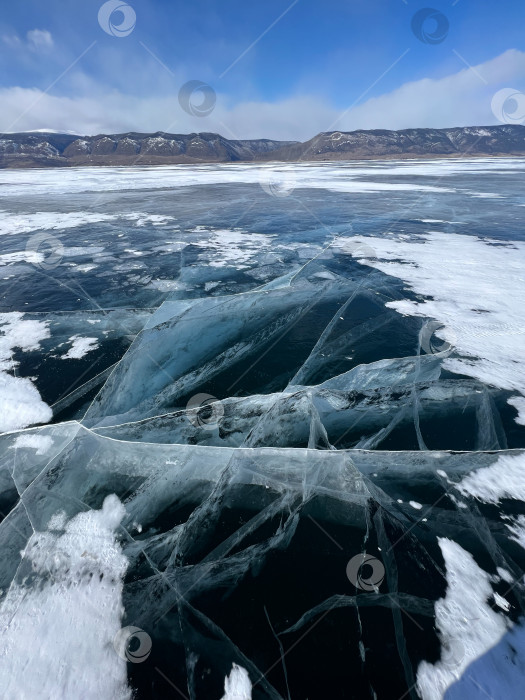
0,159 -> 525,699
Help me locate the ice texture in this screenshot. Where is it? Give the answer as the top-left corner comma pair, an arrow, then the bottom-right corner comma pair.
1,160 -> 525,699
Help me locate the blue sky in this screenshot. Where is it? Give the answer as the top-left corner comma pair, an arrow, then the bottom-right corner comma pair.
1,0 -> 525,138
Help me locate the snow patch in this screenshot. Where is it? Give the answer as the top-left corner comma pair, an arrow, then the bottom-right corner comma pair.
0,211 -> 116,237
221,664 -> 252,700
191,229 -> 275,270
457,452 -> 525,505
0,495 -> 130,699
10,433 -> 53,455
0,312 -> 51,431
342,232 -> 525,425
417,538 -> 508,700
61,336 -> 99,360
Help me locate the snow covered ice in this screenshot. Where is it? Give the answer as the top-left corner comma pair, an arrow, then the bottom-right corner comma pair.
1,159 -> 525,699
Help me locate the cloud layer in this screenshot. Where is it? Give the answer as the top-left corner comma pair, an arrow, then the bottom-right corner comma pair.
1,49 -> 524,140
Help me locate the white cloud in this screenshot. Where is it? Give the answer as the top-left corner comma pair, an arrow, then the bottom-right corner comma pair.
2,29 -> 54,52
27,29 -> 54,51
0,49 -> 524,140
0,89 -> 332,140
1,34 -> 22,49
338,49 -> 525,131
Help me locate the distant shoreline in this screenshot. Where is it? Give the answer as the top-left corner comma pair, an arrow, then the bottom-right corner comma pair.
1,125 -> 525,169
3,152 -> 525,171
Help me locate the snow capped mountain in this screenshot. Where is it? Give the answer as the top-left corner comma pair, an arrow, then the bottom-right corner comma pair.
1,126 -> 525,168
260,125 -> 525,161
0,131 -> 298,168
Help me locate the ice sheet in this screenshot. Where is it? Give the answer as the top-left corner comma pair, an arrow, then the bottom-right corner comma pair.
1,160 -> 524,699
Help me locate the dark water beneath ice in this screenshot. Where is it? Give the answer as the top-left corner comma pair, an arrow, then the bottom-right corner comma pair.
1,160 -> 525,699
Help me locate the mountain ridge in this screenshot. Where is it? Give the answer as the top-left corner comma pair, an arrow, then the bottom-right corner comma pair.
1,125 -> 524,168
